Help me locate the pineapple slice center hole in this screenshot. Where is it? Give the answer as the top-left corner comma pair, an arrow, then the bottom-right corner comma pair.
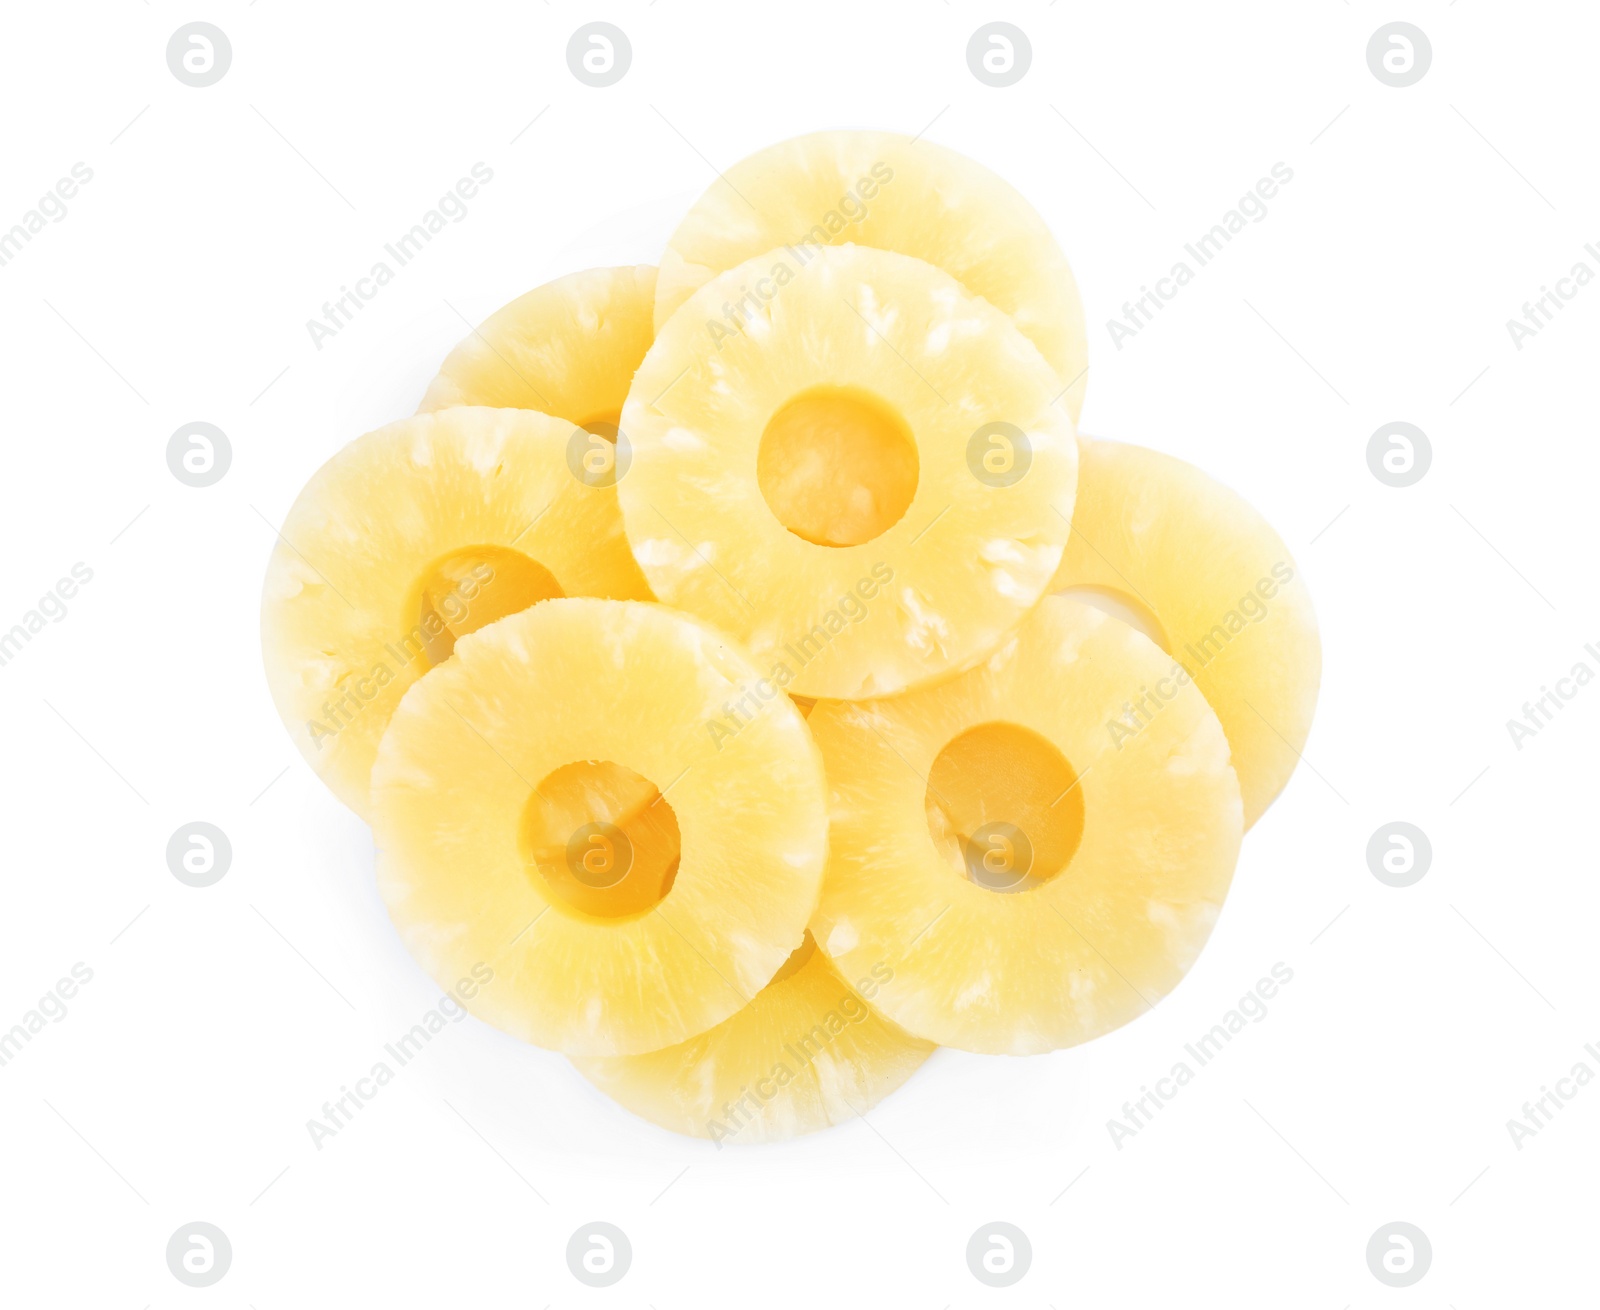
925,721 -> 1084,894
520,760 -> 681,921
757,385 -> 919,547
415,545 -> 565,667
1052,585 -> 1170,654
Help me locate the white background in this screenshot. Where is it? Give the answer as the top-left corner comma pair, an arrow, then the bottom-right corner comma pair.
2,1 -> 1596,1305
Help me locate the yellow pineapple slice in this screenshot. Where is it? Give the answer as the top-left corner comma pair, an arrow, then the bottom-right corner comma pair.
259,406 -> 651,819
572,932 -> 933,1143
369,599 -> 830,1057
808,596 -> 1243,1054
656,130 -> 1089,419
620,243 -> 1078,701
1051,437 -> 1321,827
417,265 -> 656,434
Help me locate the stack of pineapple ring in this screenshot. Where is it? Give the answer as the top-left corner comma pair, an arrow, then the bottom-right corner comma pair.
262,130 -> 1320,1144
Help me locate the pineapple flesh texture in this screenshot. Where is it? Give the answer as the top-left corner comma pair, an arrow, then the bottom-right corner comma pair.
418,265 -> 657,432
809,596 -> 1243,1055
259,407 -> 651,819
656,130 -> 1088,421
1052,437 -> 1321,827
572,932 -> 933,1143
621,243 -> 1078,702
369,599 -> 830,1057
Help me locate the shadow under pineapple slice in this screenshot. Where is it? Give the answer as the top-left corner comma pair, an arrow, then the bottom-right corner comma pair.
572,932 -> 934,1143
370,599 -> 830,1057
259,406 -> 651,819
808,596 -> 1243,1055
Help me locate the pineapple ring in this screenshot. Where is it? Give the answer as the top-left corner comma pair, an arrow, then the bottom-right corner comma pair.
620,243 -> 1078,701
418,264 -> 657,433
260,406 -> 651,819
656,130 -> 1089,420
808,596 -> 1244,1055
572,932 -> 934,1143
1051,437 -> 1321,827
370,599 -> 831,1057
